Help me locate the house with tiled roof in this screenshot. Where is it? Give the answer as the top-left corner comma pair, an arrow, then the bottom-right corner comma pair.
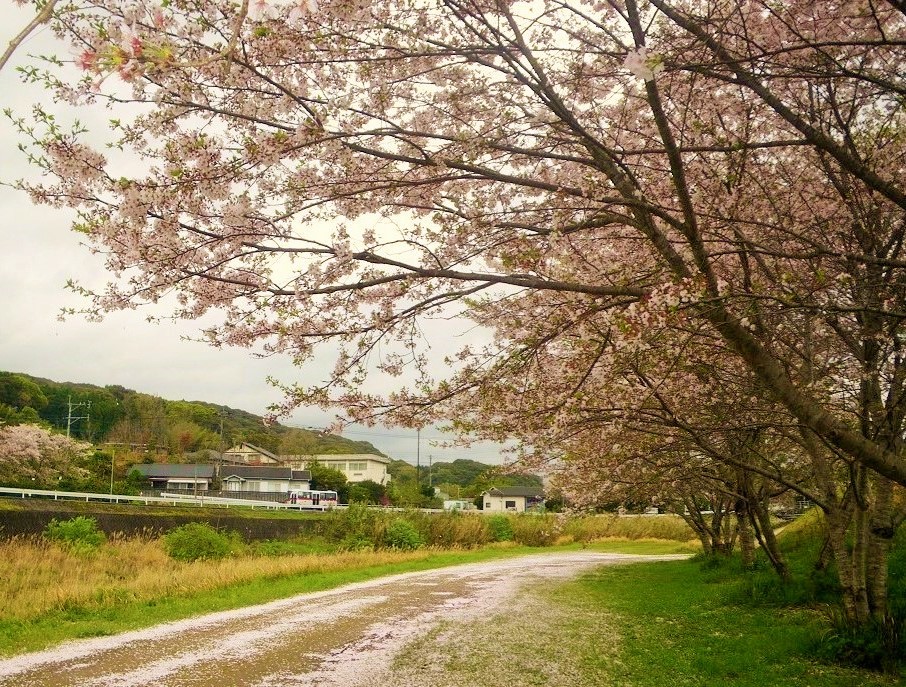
130,463 -> 215,492
220,465 -> 311,493
221,442 -> 281,465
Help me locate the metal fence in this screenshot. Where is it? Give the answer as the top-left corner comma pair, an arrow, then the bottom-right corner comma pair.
0,486 -> 329,510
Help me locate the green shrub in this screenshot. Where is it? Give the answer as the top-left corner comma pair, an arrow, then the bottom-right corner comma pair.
338,533 -> 375,551
44,516 -> 106,551
163,522 -> 239,562
384,519 -> 424,550
487,514 -> 514,542
328,503 -> 385,544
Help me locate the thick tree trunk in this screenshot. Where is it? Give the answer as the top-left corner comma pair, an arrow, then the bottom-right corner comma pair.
826,505 -> 871,624
867,476 -> 895,618
736,499 -> 756,569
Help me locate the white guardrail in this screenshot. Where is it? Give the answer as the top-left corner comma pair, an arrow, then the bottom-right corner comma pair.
0,486 -> 337,511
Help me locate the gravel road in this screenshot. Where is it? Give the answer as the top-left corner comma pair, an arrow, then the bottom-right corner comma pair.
0,551 -> 684,687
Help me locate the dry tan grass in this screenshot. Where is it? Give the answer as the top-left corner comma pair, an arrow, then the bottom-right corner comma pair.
0,536 -> 427,622
564,513 -> 695,541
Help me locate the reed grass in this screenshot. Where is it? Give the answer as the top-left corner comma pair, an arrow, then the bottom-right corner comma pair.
0,534 -> 427,623
563,513 -> 696,543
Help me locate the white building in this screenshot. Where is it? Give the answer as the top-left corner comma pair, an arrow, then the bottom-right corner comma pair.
131,463 -> 215,491
481,487 -> 545,513
220,466 -> 311,493
286,453 -> 391,485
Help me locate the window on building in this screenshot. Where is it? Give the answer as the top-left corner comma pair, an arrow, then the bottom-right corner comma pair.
348,462 -> 367,471
505,500 -> 517,509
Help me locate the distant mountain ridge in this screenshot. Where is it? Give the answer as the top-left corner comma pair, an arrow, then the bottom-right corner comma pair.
0,370 -> 384,458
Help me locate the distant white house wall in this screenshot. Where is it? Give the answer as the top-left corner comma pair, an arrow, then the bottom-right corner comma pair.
483,494 -> 529,512
285,454 -> 391,484
482,487 -> 544,513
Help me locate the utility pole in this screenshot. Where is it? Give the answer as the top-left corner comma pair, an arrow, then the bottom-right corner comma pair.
218,409 -> 225,486
66,396 -> 90,438
109,447 -> 115,495
416,428 -> 421,487
429,454 -> 433,488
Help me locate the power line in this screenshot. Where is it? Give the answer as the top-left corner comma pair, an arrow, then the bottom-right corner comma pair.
65,396 -> 90,438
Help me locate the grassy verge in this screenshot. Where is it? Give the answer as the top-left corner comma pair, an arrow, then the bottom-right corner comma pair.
573,558 -> 902,686
386,557 -> 900,687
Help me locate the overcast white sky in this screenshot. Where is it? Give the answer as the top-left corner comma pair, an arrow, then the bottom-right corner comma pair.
0,5 -> 509,466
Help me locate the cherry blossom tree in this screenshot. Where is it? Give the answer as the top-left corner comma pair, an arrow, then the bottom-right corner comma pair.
7,0 -> 903,482
3,0 -> 906,636
0,423 -> 92,486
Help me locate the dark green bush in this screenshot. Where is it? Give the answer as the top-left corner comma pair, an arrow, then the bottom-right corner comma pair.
163,522 -> 239,561
816,605 -> 905,674
487,514 -> 514,542
384,519 -> 423,550
44,516 -> 106,550
329,504 -> 381,541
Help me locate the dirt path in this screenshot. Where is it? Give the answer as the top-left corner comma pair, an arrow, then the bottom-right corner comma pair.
0,552 -> 684,687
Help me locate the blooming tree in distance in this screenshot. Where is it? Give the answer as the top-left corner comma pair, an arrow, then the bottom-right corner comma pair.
0,423 -> 92,485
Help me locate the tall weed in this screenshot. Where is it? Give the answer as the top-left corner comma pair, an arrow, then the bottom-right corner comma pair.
43,516 -> 106,553
510,514 -> 559,546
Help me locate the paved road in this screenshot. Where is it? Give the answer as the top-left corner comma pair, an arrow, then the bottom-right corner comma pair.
0,552 -> 683,687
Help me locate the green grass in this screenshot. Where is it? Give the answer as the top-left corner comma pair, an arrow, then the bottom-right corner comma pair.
557,558 -> 901,686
